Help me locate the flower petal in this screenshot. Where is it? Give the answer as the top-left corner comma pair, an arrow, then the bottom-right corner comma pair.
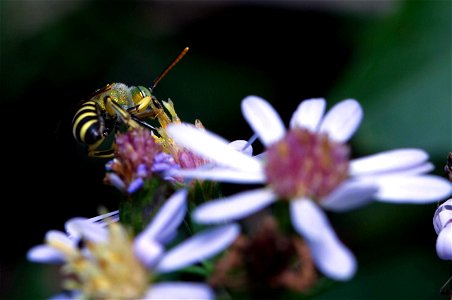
27,245 -> 66,263
374,175 -> 452,203
145,282 -> 214,300
241,95 -> 286,147
289,98 -> 326,131
350,149 -> 429,176
167,123 -> 262,173
87,210 -> 120,227
319,99 -> 362,143
167,167 -> 265,184
139,189 -> 187,244
193,188 -> 277,224
290,198 -> 328,242
65,211 -> 119,238
46,230 -> 74,246
309,228 -> 357,281
133,237 -> 164,268
321,180 -> 378,212
228,140 -> 254,156
436,223 -> 452,260
155,224 -> 240,273
65,218 -> 108,243
433,199 -> 452,234
290,199 -> 356,280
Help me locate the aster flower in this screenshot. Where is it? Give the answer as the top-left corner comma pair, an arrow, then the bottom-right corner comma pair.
434,198 -> 452,260
104,122 -> 251,194
165,96 -> 452,281
27,189 -> 240,299
104,128 -> 177,194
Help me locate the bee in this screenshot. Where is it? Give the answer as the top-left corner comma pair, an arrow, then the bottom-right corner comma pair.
72,47 -> 189,158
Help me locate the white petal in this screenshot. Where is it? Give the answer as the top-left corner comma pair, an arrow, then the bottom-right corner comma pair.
290,199 -> 328,242
86,210 -> 119,226
65,218 -> 108,243
145,282 -> 214,300
167,123 -> 262,173
436,223 -> 452,260
193,188 -> 277,224
350,149 -> 429,176
308,227 -> 357,281
65,218 -> 87,240
241,95 -> 286,147
45,230 -> 74,246
167,167 -> 265,184
228,140 -> 253,156
139,189 -> 187,244
319,99 -> 362,143
133,237 -> 164,268
27,245 -> 66,263
374,175 -> 452,203
379,162 -> 434,177
155,224 -> 240,273
290,200 -> 356,280
433,199 -> 452,234
353,163 -> 435,184
289,98 -> 326,131
65,212 -> 119,238
321,180 -> 378,212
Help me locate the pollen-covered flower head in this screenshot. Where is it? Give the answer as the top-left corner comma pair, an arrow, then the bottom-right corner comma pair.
104,128 -> 175,194
27,190 -> 239,299
265,127 -> 350,200
165,95 -> 452,281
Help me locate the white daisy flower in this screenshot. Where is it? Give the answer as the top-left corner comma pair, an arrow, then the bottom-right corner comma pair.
165,96 -> 452,281
434,198 -> 452,260
27,189 -> 239,299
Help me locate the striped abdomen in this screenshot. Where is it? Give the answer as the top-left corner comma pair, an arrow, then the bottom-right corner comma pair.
72,100 -> 103,145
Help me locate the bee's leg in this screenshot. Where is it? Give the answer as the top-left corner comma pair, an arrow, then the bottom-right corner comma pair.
88,148 -> 115,158
127,96 -> 169,124
132,96 -> 172,127
104,96 -> 141,129
130,115 -> 157,131
128,95 -> 153,114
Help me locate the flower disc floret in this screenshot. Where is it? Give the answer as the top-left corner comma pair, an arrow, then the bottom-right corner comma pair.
265,127 -> 349,200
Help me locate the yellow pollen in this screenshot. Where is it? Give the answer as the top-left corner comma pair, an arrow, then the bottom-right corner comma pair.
49,223 -> 149,299
277,142 -> 289,157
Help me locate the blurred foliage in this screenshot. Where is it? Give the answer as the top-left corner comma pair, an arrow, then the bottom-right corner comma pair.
329,0 -> 451,160
1,0 -> 450,299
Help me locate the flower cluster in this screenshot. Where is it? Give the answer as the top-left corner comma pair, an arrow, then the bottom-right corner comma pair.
29,94 -> 452,299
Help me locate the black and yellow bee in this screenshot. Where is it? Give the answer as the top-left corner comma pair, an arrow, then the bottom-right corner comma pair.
72,47 -> 189,158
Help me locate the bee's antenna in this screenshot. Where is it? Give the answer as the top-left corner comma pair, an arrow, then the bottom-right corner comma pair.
150,47 -> 189,91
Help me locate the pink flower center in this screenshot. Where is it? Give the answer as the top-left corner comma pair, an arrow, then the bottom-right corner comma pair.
264,128 -> 349,201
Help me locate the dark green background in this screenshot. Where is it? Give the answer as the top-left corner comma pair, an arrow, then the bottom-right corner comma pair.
1,1 -> 450,299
